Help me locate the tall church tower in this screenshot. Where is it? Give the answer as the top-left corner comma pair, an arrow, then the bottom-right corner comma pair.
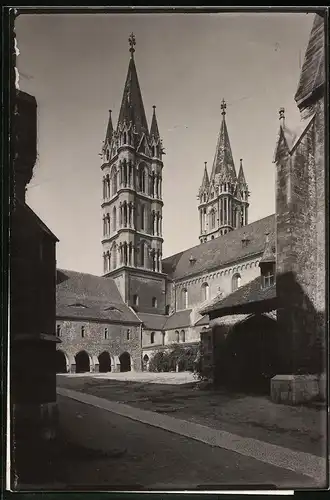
100,34 -> 167,314
198,99 -> 249,243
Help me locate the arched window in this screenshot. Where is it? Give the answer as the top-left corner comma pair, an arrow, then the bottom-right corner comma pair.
150,332 -> 155,344
133,294 -> 139,307
138,164 -> 146,193
179,330 -> 185,343
127,329 -> 131,340
152,297 -> 157,308
141,205 -> 145,231
211,235 -> 214,240
210,209 -> 216,229
110,167 -> 117,196
201,282 -> 209,302
181,288 -> 188,309
232,273 -> 241,292
104,327 -> 108,340
112,243 -> 117,270
81,326 -> 85,338
112,206 -> 117,232
175,330 -> 180,343
140,243 -> 145,267
56,324 -> 61,337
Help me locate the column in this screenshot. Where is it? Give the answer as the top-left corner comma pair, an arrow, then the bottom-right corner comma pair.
160,215 -> 163,236
131,205 -> 135,229
160,178 -> 162,199
245,205 -> 248,226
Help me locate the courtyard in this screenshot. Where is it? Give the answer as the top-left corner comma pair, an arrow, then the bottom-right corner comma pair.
57,371 -> 327,458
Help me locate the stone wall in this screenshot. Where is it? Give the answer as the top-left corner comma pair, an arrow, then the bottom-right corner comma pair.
56,319 -> 142,372
276,99 -> 325,374
173,255 -> 262,311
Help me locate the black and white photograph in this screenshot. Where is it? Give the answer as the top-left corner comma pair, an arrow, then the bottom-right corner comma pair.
7,7 -> 328,492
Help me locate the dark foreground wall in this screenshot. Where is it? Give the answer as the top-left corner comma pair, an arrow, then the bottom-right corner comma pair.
11,90 -> 59,488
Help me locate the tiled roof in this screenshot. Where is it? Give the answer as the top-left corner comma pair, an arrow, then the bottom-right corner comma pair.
295,14 -> 324,107
200,276 -> 276,315
162,214 -> 275,280
138,312 -> 167,330
195,315 -> 210,326
56,269 -> 140,324
164,309 -> 192,330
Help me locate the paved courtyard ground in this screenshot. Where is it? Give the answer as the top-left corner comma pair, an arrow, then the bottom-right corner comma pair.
57,372 -> 327,458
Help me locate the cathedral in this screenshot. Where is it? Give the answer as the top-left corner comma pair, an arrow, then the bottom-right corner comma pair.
56,31 -> 272,375
56,14 -> 325,403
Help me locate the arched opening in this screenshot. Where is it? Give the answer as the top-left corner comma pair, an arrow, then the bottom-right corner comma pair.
112,206 -> 117,232
210,209 -> 216,229
56,350 -> 67,373
150,332 -> 155,344
98,351 -> 112,373
112,242 -> 117,269
179,330 -> 185,343
181,288 -> 188,309
175,330 -> 180,343
223,315 -> 279,394
119,352 -> 131,372
75,350 -> 90,373
143,354 -> 150,371
140,243 -> 145,267
201,282 -> 209,302
232,273 -> 241,292
138,164 -> 146,193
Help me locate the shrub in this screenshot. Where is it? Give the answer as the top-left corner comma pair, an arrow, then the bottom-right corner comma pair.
148,344 -> 201,373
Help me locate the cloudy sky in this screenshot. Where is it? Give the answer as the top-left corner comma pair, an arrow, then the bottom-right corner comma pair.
15,10 -> 313,276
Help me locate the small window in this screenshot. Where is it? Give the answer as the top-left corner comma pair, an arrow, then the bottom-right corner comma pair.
263,270 -> 275,288
152,297 -> 157,308
133,294 -> 139,307
127,329 -> 131,340
179,330 -> 185,343
56,325 -> 61,337
201,283 -> 209,302
81,326 -> 85,338
211,235 -> 214,240
175,330 -> 180,343
232,273 -> 241,292
150,332 -> 155,344
104,327 -> 108,339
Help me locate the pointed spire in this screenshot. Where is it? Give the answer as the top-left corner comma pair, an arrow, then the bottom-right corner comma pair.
259,231 -> 276,264
104,109 -> 113,145
117,34 -> 149,137
150,105 -> 160,138
237,158 -> 248,189
210,99 -> 237,184
200,161 -> 210,191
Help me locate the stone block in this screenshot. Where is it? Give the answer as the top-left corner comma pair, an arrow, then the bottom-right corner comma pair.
271,374 -> 325,405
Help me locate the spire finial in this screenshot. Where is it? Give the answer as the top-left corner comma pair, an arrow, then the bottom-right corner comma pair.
204,161 -> 207,168
221,98 -> 227,117
240,158 -> 243,167
279,107 -> 285,126
129,32 -> 136,57
109,109 -> 112,115
153,105 -> 156,110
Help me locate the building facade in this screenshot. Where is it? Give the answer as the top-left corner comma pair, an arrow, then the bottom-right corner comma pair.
56,18 -> 324,386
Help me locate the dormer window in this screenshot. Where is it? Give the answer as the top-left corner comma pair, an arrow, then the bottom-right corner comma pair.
263,270 -> 275,288
189,255 -> 196,265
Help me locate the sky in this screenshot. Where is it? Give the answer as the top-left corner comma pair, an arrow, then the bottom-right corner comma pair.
15,11 -> 314,276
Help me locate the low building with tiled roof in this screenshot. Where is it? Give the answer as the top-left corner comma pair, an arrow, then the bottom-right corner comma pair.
56,269 -> 142,373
